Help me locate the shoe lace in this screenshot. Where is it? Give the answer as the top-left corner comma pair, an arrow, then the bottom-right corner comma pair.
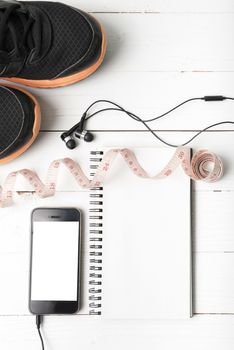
0,3 -> 41,59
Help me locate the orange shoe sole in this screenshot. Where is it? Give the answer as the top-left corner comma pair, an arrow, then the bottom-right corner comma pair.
5,25 -> 106,89
0,85 -> 41,164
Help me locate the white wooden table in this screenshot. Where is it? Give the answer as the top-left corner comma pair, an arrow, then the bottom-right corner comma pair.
1,0 -> 234,348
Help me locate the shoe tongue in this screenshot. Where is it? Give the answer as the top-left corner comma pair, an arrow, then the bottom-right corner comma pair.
1,12 -> 25,52
0,2 -> 28,53
0,2 -> 51,62
25,5 -> 52,63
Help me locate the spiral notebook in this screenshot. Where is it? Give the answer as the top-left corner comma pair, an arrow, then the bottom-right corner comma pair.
88,148 -> 192,319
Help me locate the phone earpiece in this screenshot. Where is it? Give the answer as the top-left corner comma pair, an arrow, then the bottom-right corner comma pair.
61,129 -> 93,150
75,130 -> 94,142
61,111 -> 95,149
63,136 -> 77,149
84,131 -> 94,142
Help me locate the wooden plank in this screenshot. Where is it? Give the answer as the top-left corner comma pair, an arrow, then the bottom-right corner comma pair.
1,315 -> 234,350
81,13 -> 234,72
195,253 -> 234,314
37,0 -> 234,14
194,191 -> 234,253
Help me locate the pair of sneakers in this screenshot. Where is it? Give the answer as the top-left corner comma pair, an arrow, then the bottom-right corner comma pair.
0,0 -> 106,164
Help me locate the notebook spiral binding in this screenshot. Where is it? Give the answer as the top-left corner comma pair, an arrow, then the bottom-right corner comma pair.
89,151 -> 104,315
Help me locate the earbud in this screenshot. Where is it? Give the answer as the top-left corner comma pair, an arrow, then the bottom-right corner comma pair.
61,112 -> 94,149
75,130 -> 94,142
62,135 -> 77,149
61,129 -> 94,150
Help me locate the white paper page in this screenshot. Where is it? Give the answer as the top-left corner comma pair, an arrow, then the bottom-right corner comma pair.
101,148 -> 192,319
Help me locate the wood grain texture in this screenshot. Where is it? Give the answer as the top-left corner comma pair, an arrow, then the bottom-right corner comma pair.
2,0 -> 234,348
30,0 -> 234,13
84,13 -> 234,72
195,253 -> 234,313
1,315 -> 234,350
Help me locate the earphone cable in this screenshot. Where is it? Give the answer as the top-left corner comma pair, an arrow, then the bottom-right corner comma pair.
82,97 -> 234,147
85,103 -> 179,147
36,315 -> 45,350
180,120 -> 234,146
85,97 -> 204,123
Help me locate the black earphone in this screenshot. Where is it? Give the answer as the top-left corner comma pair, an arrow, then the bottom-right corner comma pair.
61,111 -> 94,149
61,95 -> 234,149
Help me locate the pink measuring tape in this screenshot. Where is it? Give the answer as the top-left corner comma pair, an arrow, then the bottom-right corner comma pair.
0,147 -> 223,208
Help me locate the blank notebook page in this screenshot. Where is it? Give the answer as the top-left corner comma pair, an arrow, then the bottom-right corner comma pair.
101,148 -> 192,319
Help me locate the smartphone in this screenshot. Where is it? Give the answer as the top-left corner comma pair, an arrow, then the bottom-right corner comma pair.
29,208 -> 81,315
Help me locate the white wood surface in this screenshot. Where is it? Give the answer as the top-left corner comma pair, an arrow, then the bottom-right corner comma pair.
31,72 -> 234,131
2,0 -> 234,349
42,0 -> 234,13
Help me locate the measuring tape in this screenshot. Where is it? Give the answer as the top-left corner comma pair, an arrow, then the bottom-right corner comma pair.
0,147 -> 223,208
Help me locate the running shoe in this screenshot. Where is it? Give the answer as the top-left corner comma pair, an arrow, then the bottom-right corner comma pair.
0,1 -> 106,88
0,84 -> 40,164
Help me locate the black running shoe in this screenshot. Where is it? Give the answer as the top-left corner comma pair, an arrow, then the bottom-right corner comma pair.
0,1 -> 106,88
0,84 -> 40,164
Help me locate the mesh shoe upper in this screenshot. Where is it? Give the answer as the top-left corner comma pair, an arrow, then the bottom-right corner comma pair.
0,85 -> 35,159
0,1 -> 103,80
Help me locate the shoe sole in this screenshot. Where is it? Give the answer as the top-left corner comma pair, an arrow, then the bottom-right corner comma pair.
5,24 -> 106,89
0,85 -> 41,164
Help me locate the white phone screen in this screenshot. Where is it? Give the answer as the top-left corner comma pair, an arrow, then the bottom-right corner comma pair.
31,221 -> 79,301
